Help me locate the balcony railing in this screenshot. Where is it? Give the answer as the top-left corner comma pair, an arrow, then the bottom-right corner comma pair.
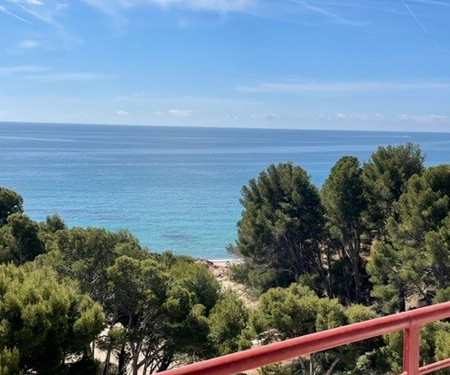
158,301 -> 450,375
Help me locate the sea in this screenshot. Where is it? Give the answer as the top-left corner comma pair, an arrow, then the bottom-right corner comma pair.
1,122 -> 449,259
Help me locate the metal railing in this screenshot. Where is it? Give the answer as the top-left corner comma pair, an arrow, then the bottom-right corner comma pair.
158,301 -> 450,375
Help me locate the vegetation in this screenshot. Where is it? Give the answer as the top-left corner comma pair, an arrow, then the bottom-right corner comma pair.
228,163 -> 325,291
0,192 -> 250,374
0,264 -> 104,374
321,156 -> 368,303
1,142 -> 449,375
228,143 -> 450,374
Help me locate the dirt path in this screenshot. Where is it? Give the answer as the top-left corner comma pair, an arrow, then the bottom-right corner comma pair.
198,258 -> 259,309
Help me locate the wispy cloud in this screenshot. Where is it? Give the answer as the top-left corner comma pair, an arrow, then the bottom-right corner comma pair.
82,0 -> 256,14
17,39 -> 40,49
288,0 -> 365,26
0,65 -> 105,81
1,0 -> 80,46
409,0 -> 450,7
24,72 -> 106,82
117,109 -> 129,116
314,113 -> 449,123
0,65 -> 48,75
0,4 -> 31,23
399,0 -> 429,34
4,0 -> 56,24
168,109 -> 193,117
397,113 -> 449,123
238,80 -> 450,93
247,112 -> 450,124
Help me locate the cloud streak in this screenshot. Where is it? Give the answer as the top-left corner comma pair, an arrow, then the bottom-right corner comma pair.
399,0 -> 429,34
0,4 -> 31,23
82,0 -> 256,14
238,80 -> 450,93
0,65 -> 106,81
24,72 -> 106,82
17,39 -> 40,49
0,65 -> 49,75
168,109 -> 193,117
288,0 -> 365,26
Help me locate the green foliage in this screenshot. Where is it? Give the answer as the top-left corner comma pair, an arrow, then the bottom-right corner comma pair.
169,258 -> 220,312
435,325 -> 450,360
35,224 -> 243,374
230,163 -> 325,292
368,165 -> 450,312
434,286 -> 450,303
253,284 -> 320,340
363,143 -> 425,237
38,226 -> 148,304
0,264 -> 104,375
208,289 -> 251,354
42,214 -> 67,233
321,156 -> 369,302
0,348 -> 20,375
322,156 -> 367,241
392,165 -> 450,245
346,303 -> 378,323
100,256 -> 225,374
0,187 -> 23,225
0,213 -> 45,265
254,283 -> 386,375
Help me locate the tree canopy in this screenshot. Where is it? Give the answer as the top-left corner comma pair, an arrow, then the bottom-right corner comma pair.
0,213 -> 45,265
362,143 -> 425,237
368,164 -> 450,312
0,264 -> 104,375
321,156 -> 368,302
229,163 -> 325,291
0,187 -> 23,225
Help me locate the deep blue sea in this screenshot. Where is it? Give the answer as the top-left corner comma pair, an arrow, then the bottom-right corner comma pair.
1,122 -> 449,259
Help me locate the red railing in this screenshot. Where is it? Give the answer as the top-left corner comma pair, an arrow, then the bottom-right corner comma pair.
159,301 -> 450,375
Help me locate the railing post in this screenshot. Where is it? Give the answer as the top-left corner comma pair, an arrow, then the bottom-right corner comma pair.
403,323 -> 421,375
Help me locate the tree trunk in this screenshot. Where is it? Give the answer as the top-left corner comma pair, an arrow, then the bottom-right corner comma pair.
326,247 -> 333,298
102,347 -> 111,375
324,358 -> 339,375
352,232 -> 361,302
118,344 -> 128,375
398,286 -> 406,312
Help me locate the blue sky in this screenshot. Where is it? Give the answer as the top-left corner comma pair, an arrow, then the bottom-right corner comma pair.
1,0 -> 450,131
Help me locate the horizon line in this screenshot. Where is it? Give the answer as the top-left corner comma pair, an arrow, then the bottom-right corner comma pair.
1,120 -> 450,134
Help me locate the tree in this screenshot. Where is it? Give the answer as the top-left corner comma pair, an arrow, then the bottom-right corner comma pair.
229,163 -> 325,291
368,165 -> 450,312
0,264 -> 104,375
363,143 -> 424,237
102,256 -> 222,375
0,213 -> 45,265
0,187 -> 23,225
321,156 -> 368,302
208,289 -> 251,355
253,283 -> 382,375
37,227 -> 241,374
38,226 -> 149,304
104,255 -> 170,375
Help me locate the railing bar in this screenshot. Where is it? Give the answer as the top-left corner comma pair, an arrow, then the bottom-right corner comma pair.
158,301 -> 450,375
419,358 -> 450,375
403,324 -> 421,375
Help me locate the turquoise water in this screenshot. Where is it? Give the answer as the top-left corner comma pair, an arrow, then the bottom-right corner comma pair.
1,123 -> 449,259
